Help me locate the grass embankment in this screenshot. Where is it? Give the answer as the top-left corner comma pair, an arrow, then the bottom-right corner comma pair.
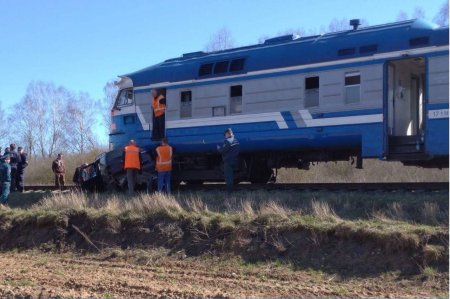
1,190 -> 448,278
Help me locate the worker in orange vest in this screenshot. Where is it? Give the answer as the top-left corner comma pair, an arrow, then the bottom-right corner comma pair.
155,137 -> 173,194
123,139 -> 142,195
151,89 -> 166,140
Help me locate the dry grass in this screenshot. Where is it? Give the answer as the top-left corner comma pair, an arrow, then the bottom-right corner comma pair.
38,192 -> 184,217
422,202 -> 440,225
258,201 -> 291,219
310,200 -> 341,222
31,190 -> 448,231
24,149 -> 105,185
277,159 -> 448,183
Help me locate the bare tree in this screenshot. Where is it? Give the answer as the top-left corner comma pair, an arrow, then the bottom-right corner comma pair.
9,93 -> 40,157
66,92 -> 98,154
412,7 -> 426,19
396,11 -> 409,21
14,81 -> 71,158
328,18 -> 350,32
102,80 -> 118,131
204,27 -> 235,52
47,86 -> 71,157
0,103 -> 8,146
434,0 -> 449,26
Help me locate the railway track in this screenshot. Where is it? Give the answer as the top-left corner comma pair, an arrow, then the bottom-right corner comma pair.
23,182 -> 449,192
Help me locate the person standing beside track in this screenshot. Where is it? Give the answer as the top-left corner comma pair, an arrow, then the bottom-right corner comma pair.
8,144 -> 21,192
16,147 -> 28,192
0,154 -> 11,206
155,137 -> 173,194
217,128 -> 240,193
123,140 -> 142,196
52,153 -> 66,190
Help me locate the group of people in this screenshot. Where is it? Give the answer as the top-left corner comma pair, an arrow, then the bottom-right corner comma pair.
123,128 -> 240,196
123,137 -> 173,195
121,88 -> 241,195
0,144 -> 28,206
1,88 -> 241,203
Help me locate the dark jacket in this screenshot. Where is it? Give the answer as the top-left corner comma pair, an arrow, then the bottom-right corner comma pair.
0,162 -> 11,183
18,153 -> 28,172
52,159 -> 65,174
8,150 -> 21,169
218,137 -> 240,164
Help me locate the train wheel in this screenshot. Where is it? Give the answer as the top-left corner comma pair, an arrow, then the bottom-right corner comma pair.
249,162 -> 273,184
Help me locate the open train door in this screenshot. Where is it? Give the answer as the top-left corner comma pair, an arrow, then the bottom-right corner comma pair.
385,57 -> 426,160
151,88 -> 167,141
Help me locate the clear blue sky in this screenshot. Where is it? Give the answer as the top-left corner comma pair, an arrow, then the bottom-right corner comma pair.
0,0 -> 445,110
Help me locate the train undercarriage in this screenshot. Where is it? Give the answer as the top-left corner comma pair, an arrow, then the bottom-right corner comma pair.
77,148 -> 365,192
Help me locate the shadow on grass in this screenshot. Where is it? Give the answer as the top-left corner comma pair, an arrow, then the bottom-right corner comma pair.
8,191 -> 52,209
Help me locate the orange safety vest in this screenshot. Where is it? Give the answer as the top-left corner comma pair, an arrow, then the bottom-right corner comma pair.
156,144 -> 173,172
152,95 -> 166,117
124,144 -> 141,170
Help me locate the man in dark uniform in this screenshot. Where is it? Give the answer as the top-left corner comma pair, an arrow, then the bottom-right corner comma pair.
217,128 -> 240,193
0,154 -> 11,206
16,147 -> 28,192
8,144 -> 21,192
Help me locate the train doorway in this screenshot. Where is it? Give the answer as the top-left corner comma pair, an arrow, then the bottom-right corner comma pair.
385,57 -> 426,158
151,88 -> 167,141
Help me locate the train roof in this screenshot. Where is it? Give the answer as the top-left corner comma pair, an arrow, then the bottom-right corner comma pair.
123,19 -> 449,87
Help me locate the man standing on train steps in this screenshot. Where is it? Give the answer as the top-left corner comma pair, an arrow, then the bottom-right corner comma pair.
156,137 -> 172,194
123,140 -> 142,196
151,89 -> 166,140
52,153 -> 66,190
217,128 -> 240,193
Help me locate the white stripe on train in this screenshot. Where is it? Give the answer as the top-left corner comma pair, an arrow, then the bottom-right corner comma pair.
166,111 -> 383,130
164,109 -> 447,130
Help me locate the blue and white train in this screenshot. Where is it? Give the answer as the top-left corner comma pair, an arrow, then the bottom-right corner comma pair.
107,19 -> 448,184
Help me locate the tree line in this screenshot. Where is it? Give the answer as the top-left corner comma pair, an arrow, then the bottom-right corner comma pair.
204,1 -> 449,52
0,81 -> 117,159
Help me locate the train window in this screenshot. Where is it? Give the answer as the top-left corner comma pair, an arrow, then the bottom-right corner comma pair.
116,89 -> 134,107
213,106 -> 226,117
199,63 -> 213,76
230,85 -> 242,114
229,59 -> 245,72
123,115 -> 135,125
409,36 -> 429,47
304,76 -> 319,108
180,91 -> 192,119
338,48 -> 356,56
345,72 -> 361,103
359,44 -> 378,54
214,61 -> 229,74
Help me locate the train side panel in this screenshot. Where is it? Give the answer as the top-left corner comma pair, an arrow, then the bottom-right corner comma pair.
126,63 -> 385,159
427,54 -> 449,157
